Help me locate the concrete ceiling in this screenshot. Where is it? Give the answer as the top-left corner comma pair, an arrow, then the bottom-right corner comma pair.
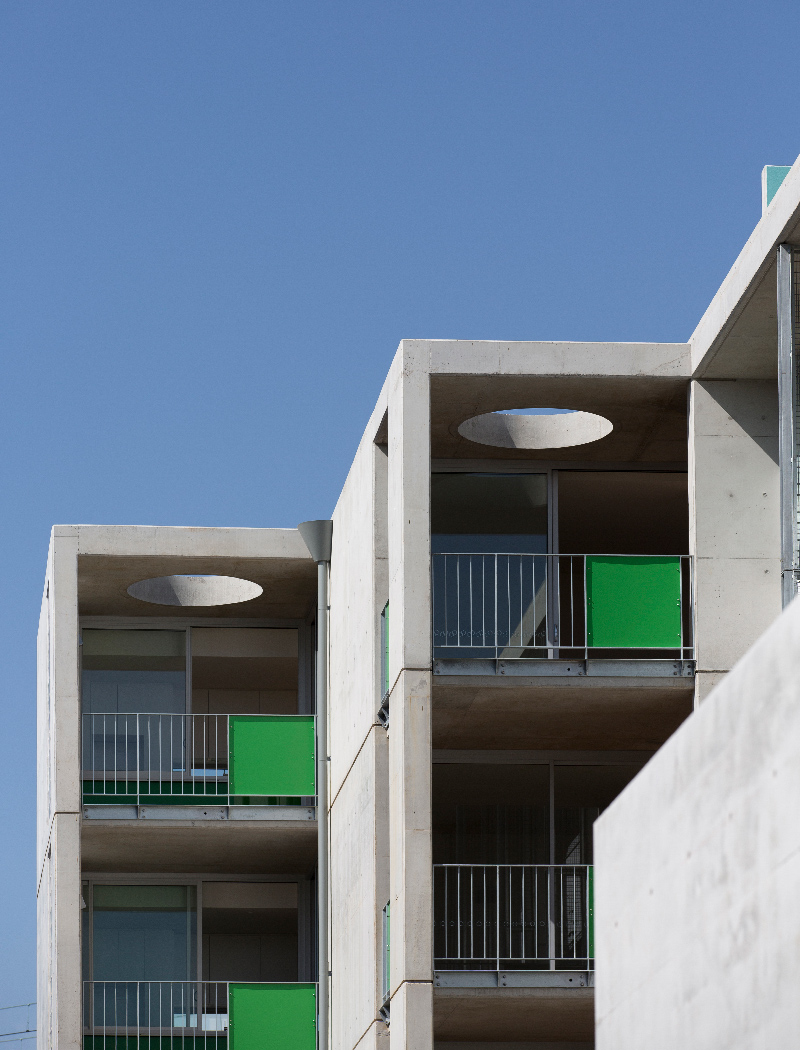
696,253 -> 780,380
430,375 -> 689,463
78,554 -> 317,619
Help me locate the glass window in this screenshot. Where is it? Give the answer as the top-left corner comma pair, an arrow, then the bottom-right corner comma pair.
91,885 -> 197,982
82,630 -> 186,715
431,473 -> 548,554
553,764 -> 642,864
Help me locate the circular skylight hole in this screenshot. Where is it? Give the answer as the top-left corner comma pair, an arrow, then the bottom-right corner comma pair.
457,408 -> 613,450
127,575 -> 263,607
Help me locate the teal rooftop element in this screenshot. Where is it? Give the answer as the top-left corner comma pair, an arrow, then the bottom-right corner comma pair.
762,165 -> 792,212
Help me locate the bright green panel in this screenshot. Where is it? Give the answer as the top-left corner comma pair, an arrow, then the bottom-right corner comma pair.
229,984 -> 316,1050
229,717 -> 315,797
586,556 -> 681,648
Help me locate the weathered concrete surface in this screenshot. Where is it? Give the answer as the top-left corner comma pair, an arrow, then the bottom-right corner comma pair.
432,678 -> 693,751
594,594 -> 800,1050
387,340 -> 434,1050
689,381 -> 780,703
37,530 -> 81,1050
330,735 -> 376,1050
38,813 -> 81,1050
328,388 -> 390,1050
434,988 -> 594,1042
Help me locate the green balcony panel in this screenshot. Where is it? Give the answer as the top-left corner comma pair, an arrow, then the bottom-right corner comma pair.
229,717 -> 315,797
586,556 -> 682,649
229,984 -> 316,1050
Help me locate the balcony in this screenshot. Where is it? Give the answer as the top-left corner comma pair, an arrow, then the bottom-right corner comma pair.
83,981 -> 317,1050
434,864 -> 593,989
82,713 -> 315,820
432,552 -> 694,676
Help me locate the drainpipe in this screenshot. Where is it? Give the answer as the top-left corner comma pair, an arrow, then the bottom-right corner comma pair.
298,519 -> 333,1050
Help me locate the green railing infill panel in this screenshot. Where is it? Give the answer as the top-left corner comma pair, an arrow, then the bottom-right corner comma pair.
229,717 -> 315,797
586,556 -> 681,648
229,984 -> 316,1050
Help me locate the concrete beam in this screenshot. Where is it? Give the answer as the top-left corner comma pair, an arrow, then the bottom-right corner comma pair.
691,155 -> 800,378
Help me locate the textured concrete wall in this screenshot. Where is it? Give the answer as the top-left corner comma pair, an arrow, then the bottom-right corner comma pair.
329,399 -> 390,1050
37,529 -> 81,1050
595,594 -> 800,1049
689,380 -> 781,703
387,341 -> 433,1050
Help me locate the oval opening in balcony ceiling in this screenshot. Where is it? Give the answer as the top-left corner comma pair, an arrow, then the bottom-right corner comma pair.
127,575 -> 263,607
457,407 -> 613,450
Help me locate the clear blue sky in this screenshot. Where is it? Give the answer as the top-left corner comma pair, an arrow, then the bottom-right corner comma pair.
0,0 -> 796,1007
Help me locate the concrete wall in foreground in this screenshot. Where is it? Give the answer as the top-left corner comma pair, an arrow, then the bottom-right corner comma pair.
594,594 -> 800,1049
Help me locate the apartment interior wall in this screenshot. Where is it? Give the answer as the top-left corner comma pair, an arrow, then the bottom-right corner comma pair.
191,627 -> 299,714
557,471 -> 689,555
202,882 -> 299,982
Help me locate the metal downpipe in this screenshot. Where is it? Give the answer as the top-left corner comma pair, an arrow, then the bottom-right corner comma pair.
316,558 -> 329,1050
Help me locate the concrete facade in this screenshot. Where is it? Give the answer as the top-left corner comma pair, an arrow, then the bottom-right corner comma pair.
38,155 -> 800,1050
594,592 -> 800,1050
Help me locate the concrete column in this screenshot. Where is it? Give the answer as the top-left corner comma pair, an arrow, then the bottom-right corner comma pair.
37,527 -> 82,1050
387,342 -> 433,1050
689,381 -> 781,703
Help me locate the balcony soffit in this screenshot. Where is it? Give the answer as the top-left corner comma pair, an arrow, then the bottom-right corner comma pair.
78,554 -> 317,619
430,374 -> 688,463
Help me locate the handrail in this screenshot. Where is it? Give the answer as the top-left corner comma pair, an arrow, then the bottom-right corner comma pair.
81,712 -> 316,807
433,863 -> 594,970
432,552 -> 694,660
82,981 -> 319,1037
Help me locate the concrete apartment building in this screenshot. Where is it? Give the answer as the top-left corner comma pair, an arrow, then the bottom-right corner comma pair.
37,159 -> 800,1050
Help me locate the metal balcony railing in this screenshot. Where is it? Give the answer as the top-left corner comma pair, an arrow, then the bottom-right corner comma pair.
434,864 -> 594,971
432,553 -> 694,659
84,982 -> 229,1039
81,713 -> 316,807
83,982 -> 318,1047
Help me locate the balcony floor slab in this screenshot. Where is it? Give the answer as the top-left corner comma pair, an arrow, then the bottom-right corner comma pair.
432,675 -> 693,750
435,970 -> 592,988
81,816 -> 317,875
434,985 -> 594,1043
